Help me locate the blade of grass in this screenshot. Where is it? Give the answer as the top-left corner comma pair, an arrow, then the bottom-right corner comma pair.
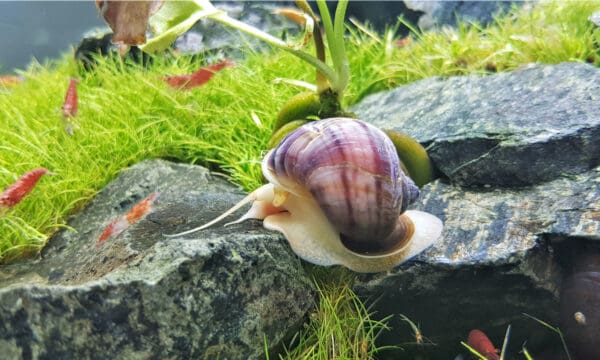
522,313 -> 572,360
499,324 -> 511,360
460,341 -> 489,360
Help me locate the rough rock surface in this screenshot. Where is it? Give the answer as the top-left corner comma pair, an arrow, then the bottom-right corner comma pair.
404,0 -> 520,30
353,62 -> 600,187
0,159 -> 314,359
349,62 -> 600,359
353,167 -> 599,359
173,1 -> 296,59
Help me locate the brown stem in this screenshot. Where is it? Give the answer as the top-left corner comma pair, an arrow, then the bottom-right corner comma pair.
295,0 -> 329,93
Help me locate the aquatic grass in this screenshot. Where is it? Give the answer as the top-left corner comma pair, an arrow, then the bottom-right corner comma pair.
279,267 -> 397,359
0,214 -> 48,263
523,313 -> 572,360
348,1 -> 600,102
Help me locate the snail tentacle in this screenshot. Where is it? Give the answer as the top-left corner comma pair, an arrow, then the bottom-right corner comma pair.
163,184 -> 277,238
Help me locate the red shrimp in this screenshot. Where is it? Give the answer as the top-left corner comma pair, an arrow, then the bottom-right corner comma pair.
162,60 -> 234,90
0,168 -> 53,209
0,75 -> 23,88
395,36 -> 412,47
97,217 -> 127,245
467,329 -> 500,360
61,78 -> 79,135
98,192 -> 159,245
272,7 -> 310,26
62,78 -> 79,118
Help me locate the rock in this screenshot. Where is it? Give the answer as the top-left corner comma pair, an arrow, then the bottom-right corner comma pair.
404,1 -> 521,30
353,62 -> 600,187
75,29 -> 151,70
173,1 -> 297,60
353,166 -> 600,359
349,62 -> 600,358
0,159 -> 314,359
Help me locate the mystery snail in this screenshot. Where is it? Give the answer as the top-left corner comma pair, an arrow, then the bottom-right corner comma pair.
166,117 -> 443,273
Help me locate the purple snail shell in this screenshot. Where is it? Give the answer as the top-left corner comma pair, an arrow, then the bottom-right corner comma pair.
166,117 -> 443,273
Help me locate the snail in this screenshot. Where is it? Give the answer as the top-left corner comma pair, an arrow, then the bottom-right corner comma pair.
166,117 -> 443,273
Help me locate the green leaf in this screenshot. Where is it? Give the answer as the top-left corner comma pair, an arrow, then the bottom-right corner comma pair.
141,0 -> 219,54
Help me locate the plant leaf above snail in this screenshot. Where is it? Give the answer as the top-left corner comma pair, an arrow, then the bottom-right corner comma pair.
165,118 -> 443,273
123,0 -> 437,186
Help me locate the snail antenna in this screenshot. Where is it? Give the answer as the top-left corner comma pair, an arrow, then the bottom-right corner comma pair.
163,192 -> 256,238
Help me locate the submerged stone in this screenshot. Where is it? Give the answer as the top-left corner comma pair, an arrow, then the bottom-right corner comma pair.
353,62 -> 600,187
353,167 -> 600,359
348,61 -> 600,359
404,0 -> 519,30
0,159 -> 314,359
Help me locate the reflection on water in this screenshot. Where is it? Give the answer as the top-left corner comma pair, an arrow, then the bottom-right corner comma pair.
0,1 -> 105,73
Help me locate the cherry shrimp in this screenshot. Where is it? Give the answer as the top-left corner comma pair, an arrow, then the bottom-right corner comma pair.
467,329 -> 500,360
61,78 -> 79,135
162,60 -> 234,90
0,168 -> 53,210
398,313 -> 436,346
0,75 -> 23,88
98,192 -> 159,246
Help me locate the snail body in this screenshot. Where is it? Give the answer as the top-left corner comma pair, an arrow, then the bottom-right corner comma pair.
167,117 -> 443,273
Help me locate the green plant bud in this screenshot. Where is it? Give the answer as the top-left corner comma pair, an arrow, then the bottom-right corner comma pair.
274,92 -> 321,132
383,130 -> 436,187
267,119 -> 310,149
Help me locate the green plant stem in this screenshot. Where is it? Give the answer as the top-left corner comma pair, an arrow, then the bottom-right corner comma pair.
315,0 -> 349,98
332,0 -> 350,94
208,10 -> 339,89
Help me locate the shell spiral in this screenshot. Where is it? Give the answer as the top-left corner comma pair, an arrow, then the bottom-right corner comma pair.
263,117 -> 420,255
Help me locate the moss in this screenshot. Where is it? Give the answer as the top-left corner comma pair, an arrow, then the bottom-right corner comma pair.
278,267 -> 397,359
344,1 -> 600,103
0,51 -> 310,262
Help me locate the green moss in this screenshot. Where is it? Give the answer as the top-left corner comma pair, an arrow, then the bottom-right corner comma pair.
344,1 -> 600,103
0,51 -> 313,262
0,0 -> 599,357
278,267 -> 397,360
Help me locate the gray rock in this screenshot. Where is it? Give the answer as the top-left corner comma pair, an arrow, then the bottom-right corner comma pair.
0,159 -> 314,359
404,1 -> 521,30
354,166 -> 600,359
350,62 -> 600,357
174,1 -> 297,60
353,62 -> 600,187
